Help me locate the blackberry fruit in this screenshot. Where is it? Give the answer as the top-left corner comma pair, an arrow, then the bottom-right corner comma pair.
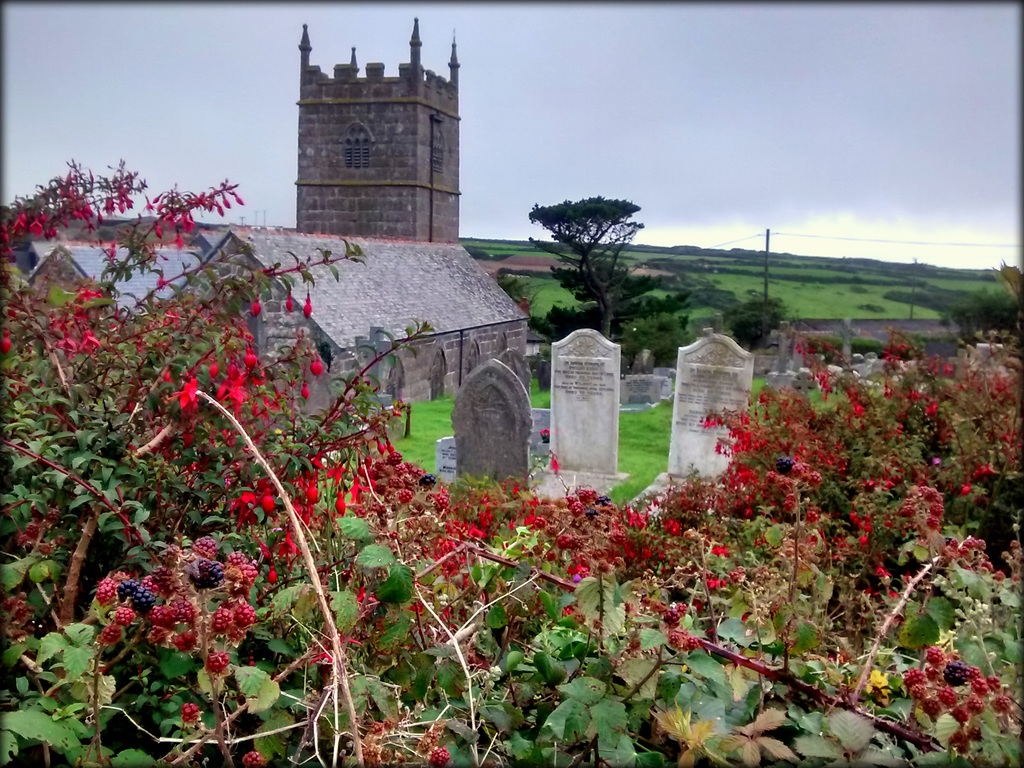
242,751 -> 267,768
663,603 -> 684,626
903,667 -> 926,688
585,507 -> 599,519
596,495 -> 612,506
187,558 -> 224,589
117,578 -> 140,602
429,747 -> 450,768
114,607 -> 136,626
921,697 -> 942,718
192,536 -> 218,559
131,587 -> 156,615
925,646 -> 946,666
171,598 -> 197,625
211,606 -> 233,634
148,605 -> 177,628
938,687 -> 959,707
944,660 -> 972,687
398,488 -> 414,504
419,473 -> 437,488
99,624 -> 122,645
96,578 -> 118,605
206,650 -> 230,675
234,603 -> 258,627
775,457 -> 795,475
181,702 -> 200,723
149,566 -> 176,595
173,632 -> 197,653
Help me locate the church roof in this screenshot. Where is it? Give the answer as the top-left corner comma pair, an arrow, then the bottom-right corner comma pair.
28,241 -> 206,308
226,228 -> 526,348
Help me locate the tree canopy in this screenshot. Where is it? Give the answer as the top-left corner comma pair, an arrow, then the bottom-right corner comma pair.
528,196 -> 645,337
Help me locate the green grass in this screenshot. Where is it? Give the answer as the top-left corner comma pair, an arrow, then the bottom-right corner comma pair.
392,377 -> 772,505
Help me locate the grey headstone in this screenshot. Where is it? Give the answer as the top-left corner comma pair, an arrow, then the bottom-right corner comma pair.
498,347 -> 531,393
535,359 -> 551,391
435,436 -> 457,483
620,374 -> 664,405
841,319 -> 853,360
551,329 -> 621,475
668,331 -> 753,478
451,359 -> 531,481
530,408 -> 551,455
791,368 -> 818,399
631,349 -> 654,375
653,367 -> 675,379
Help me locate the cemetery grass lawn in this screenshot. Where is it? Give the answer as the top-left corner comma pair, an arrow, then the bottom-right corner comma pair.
393,378 -> 770,503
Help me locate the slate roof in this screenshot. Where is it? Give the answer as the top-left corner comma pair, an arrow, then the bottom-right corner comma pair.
29,241 -> 208,308
229,228 -> 526,348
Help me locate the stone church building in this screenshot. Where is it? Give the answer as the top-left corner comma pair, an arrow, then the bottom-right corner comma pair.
24,20 -> 525,405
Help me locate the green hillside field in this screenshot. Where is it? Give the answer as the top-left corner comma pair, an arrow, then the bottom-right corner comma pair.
462,237 -> 1000,321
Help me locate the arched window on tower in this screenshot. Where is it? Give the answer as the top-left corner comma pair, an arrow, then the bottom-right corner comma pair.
342,122 -> 372,169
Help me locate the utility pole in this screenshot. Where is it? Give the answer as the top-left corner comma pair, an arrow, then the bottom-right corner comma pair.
762,229 -> 770,344
909,258 -> 917,320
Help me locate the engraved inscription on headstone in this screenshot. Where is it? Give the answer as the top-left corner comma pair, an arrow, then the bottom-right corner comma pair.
668,332 -> 753,478
452,359 -> 531,481
550,329 -> 620,475
620,374 -> 664,405
435,436 -> 457,483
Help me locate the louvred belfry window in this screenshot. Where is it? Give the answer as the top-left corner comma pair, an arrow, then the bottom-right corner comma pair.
343,123 -> 371,169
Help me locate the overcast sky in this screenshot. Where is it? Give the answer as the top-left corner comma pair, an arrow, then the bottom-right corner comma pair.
3,3 -> 1020,270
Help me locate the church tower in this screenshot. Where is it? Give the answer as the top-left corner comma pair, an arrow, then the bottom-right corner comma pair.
295,20 -> 461,242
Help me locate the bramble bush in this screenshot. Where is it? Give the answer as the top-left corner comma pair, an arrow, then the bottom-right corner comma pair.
1,163 -> 1022,768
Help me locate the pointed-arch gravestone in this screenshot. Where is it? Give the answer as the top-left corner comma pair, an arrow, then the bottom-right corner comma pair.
550,329 -> 621,475
452,359 -> 531,481
668,330 -> 754,478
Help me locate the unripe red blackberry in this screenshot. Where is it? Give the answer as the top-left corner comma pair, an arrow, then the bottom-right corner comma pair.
970,678 -> 989,696
242,751 -> 266,768
663,603 -> 683,627
938,687 -> 959,707
206,650 -> 230,674
966,695 -> 986,714
921,697 -> 943,718
429,747 -> 450,768
181,703 -> 200,723
192,536 -> 218,559
149,566 -> 176,596
986,675 -> 1002,691
114,606 -> 136,626
966,725 -> 981,742
96,578 -> 118,605
925,646 -> 946,666
148,605 -> 177,628
387,450 -> 403,466
925,665 -> 943,682
909,684 -> 928,701
211,606 -> 233,634
951,705 -> 970,724
943,660 -> 972,687
234,603 -> 258,627
171,598 -> 197,625
992,694 -> 1013,714
173,632 -> 197,653
226,551 -> 250,567
148,627 -> 172,646
140,575 -> 159,593
903,667 -> 926,688
99,624 -> 122,645
398,488 -> 414,504
965,665 -> 982,681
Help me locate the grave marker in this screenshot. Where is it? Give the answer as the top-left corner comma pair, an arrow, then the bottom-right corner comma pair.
451,359 -> 531,481
668,330 -> 753,478
550,329 -> 621,475
435,436 -> 457,483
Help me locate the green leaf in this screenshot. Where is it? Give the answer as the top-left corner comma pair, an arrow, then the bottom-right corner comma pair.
898,611 -> 939,649
235,665 -> 270,697
255,711 -> 294,760
338,515 -> 371,540
2,644 -> 27,668
479,703 -> 524,733
375,612 -> 410,654
543,698 -> 589,742
37,632 -> 69,667
0,710 -> 82,754
765,524 -> 784,548
588,698 -> 627,738
110,749 -> 157,767
505,650 -> 524,673
925,597 -> 955,631
267,638 -> 299,657
682,651 -> 727,689
196,669 -> 214,698
640,628 -> 668,650
29,559 -> 59,584
793,734 -> 841,759
618,658 -> 661,701
485,603 -> 508,629
828,709 -> 874,752
62,645 -> 92,682
70,674 -> 115,707
635,749 -> 666,768
250,676 -> 281,713
159,650 -> 197,680
601,732 -> 637,768
271,584 -> 307,615
64,623 -> 95,647
534,652 -> 566,685
539,591 -> 559,620
790,621 -> 820,654
376,564 -> 414,604
933,713 -> 960,745
356,544 -> 395,569
558,676 -> 607,705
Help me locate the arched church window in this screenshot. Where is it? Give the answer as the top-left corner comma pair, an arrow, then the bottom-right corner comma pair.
342,122 -> 372,169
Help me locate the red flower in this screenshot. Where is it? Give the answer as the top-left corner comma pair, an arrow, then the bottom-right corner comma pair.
303,294 -> 312,318
174,377 -> 199,411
